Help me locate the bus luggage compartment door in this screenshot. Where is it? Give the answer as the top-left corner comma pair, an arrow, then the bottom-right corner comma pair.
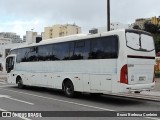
127,58 -> 154,85
90,74 -> 112,92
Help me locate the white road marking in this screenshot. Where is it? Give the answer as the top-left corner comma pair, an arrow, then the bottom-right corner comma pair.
0,88 -> 159,120
7,97 -> 34,105
0,94 -> 34,105
0,108 -> 7,111
0,85 -> 16,87
0,95 -> 10,98
0,88 -> 115,111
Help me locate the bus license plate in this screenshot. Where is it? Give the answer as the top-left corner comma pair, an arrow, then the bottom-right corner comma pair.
139,76 -> 146,81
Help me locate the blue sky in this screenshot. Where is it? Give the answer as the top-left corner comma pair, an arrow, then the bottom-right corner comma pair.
0,0 -> 159,38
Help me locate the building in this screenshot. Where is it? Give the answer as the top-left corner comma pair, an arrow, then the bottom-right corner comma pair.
23,35 -> 26,42
25,31 -> 42,44
134,18 -> 146,29
44,24 -> 81,39
0,43 -> 26,72
0,32 -> 22,43
0,31 -> 42,72
25,31 -> 37,44
134,16 -> 160,29
89,22 -> 133,34
151,16 -> 160,25
0,32 -> 23,72
41,32 -> 45,40
110,22 -> 133,31
0,38 -> 11,45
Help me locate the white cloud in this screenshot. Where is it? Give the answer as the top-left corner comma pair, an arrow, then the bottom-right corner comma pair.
0,0 -> 159,37
0,20 -> 45,37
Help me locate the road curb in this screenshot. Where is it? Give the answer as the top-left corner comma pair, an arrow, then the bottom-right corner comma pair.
105,93 -> 160,102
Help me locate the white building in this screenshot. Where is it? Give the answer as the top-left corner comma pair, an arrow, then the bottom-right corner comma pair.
110,22 -> 133,31
0,32 -> 22,43
0,31 -> 40,72
23,35 -> 26,42
90,22 -> 133,33
0,43 -> 26,72
25,31 -> 42,44
25,31 -> 37,44
41,32 -> 45,40
0,38 -> 12,45
0,31 -> 43,72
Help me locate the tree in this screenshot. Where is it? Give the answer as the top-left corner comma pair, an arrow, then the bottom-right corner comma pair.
144,22 -> 160,34
157,52 -> 160,57
142,22 -> 160,54
154,34 -> 160,53
133,24 -> 141,30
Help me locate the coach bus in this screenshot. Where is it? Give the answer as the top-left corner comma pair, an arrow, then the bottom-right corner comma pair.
6,29 -> 155,97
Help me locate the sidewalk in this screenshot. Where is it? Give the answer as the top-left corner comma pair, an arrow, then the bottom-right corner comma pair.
154,78 -> 160,91
140,78 -> 160,98
0,72 -> 7,82
105,79 -> 160,101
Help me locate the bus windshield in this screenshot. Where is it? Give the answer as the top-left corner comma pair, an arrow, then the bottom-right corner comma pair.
126,31 -> 155,52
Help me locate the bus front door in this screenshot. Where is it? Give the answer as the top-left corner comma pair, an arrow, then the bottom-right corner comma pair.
6,56 -> 15,73
6,56 -> 16,84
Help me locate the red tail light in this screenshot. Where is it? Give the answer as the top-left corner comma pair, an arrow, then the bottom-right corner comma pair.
120,64 -> 128,84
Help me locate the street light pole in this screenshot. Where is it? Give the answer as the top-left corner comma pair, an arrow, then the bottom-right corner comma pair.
107,0 -> 110,31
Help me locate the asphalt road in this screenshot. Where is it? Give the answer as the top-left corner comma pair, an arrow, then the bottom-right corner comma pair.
0,82 -> 160,120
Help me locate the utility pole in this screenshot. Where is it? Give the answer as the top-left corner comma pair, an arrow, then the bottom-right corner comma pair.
107,0 -> 110,31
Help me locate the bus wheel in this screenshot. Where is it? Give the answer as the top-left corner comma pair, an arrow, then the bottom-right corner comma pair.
17,77 -> 24,89
64,80 -> 75,98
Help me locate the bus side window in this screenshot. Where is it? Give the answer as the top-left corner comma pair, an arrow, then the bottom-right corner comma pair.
53,43 -> 70,60
89,36 -> 118,59
71,40 -> 90,60
27,47 -> 38,62
38,45 -> 53,61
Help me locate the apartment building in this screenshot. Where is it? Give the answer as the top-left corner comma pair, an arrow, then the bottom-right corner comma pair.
151,16 -> 160,25
0,38 -> 11,45
134,16 -> 160,29
134,18 -> 146,29
0,32 -> 22,43
44,24 -> 81,39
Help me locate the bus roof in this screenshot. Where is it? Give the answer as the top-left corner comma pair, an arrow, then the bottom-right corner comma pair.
11,29 -> 151,50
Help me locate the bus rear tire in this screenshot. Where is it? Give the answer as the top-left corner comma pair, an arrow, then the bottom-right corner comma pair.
17,77 -> 24,89
64,80 -> 75,98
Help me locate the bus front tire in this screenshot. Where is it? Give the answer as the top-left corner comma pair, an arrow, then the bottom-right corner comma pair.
17,77 -> 24,89
64,80 -> 75,98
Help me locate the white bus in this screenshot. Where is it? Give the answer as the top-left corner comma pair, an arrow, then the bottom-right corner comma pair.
6,29 -> 155,97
